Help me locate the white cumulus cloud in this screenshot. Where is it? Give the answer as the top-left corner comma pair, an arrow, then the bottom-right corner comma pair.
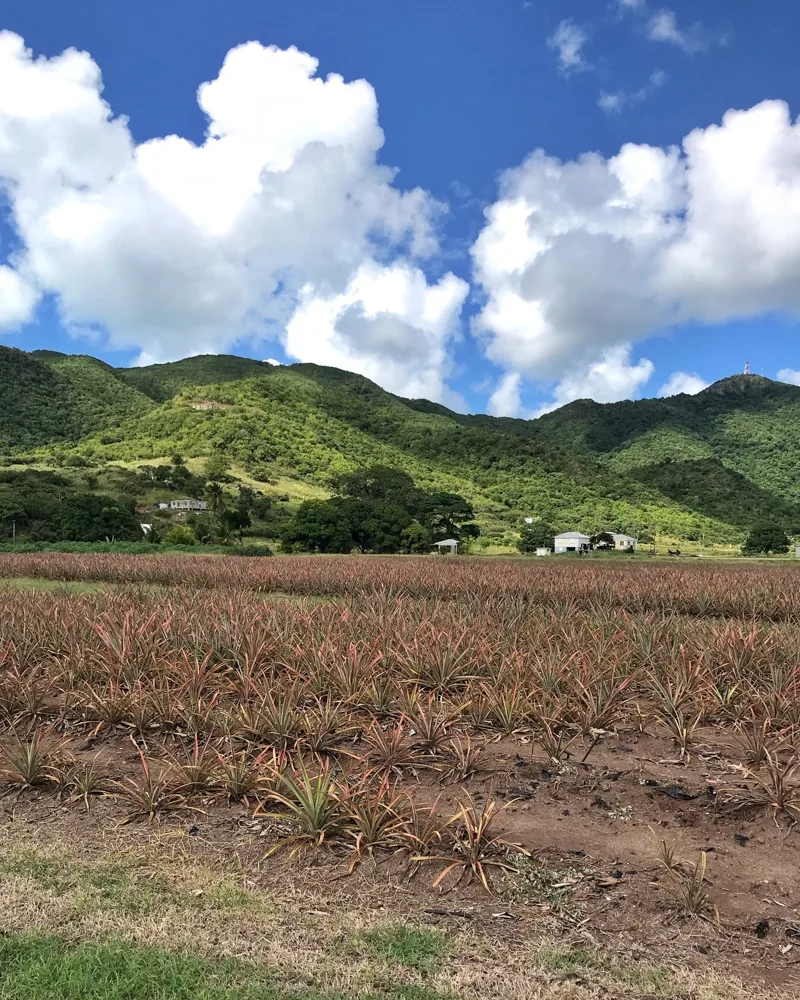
0,265 -> 38,329
533,347 -> 654,416
487,372 -> 524,417
285,261 -> 468,404
548,20 -> 590,73
473,99 -> 800,410
0,32 -> 465,400
658,371 -> 709,396
777,368 -> 800,386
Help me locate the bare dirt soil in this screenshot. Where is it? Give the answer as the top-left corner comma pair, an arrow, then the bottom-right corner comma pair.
3,724 -> 800,997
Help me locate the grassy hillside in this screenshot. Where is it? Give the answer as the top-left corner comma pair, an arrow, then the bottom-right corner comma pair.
2,349 -> 797,542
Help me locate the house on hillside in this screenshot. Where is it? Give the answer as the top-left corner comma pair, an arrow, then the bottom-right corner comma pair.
554,531 -> 591,554
611,532 -> 637,551
433,538 -> 459,555
170,498 -> 208,511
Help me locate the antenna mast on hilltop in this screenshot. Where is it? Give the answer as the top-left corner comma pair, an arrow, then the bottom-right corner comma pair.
743,360 -> 751,375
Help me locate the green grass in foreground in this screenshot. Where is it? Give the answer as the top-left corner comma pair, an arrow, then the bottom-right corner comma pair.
0,933 -> 450,1000
0,578 -> 107,594
345,926 -> 449,972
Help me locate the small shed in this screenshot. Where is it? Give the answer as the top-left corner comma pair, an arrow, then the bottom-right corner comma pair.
554,531 -> 591,554
535,547 -> 551,557
611,532 -> 637,551
433,538 -> 459,555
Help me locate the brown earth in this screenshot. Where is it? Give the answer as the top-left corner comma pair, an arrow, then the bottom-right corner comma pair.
3,723 -> 799,998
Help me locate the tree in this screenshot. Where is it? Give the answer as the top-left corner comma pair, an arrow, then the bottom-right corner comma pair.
591,531 -> 615,550
517,522 -> 554,554
186,514 -> 216,544
144,524 -> 162,545
203,453 -> 229,481
742,523 -> 790,555
204,482 -> 226,516
164,525 -> 197,546
330,465 -> 419,508
417,491 -> 475,539
220,506 -> 251,542
251,495 -> 273,519
282,500 -> 354,554
401,520 -> 432,553
170,454 -> 184,467
237,486 -> 255,510
333,498 -> 412,553
59,494 -> 140,542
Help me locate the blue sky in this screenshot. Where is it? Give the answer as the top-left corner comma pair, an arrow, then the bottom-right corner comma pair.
1,0 -> 800,414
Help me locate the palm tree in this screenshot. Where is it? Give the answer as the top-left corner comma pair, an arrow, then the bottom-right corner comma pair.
204,482 -> 226,517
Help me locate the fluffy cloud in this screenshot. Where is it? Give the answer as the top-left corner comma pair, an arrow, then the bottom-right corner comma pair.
473,99 -> 800,410
777,368 -> 800,386
598,71 -> 666,115
0,32 -> 464,400
548,20 -> 590,73
533,347 -> 654,416
472,140 -> 683,380
285,262 -> 468,403
487,372 -> 524,418
658,371 -> 709,396
0,265 -> 37,329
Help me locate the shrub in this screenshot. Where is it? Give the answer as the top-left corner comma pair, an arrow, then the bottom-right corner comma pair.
163,526 -> 197,547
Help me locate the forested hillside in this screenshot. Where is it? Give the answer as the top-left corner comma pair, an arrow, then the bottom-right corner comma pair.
2,346 -> 799,543
531,374 -> 800,505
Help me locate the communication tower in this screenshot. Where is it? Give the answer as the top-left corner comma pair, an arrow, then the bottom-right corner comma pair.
743,360 -> 751,375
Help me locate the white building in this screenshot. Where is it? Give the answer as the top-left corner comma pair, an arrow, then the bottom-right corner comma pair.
554,531 -> 591,554
535,547 -> 551,557
611,532 -> 637,551
433,538 -> 459,555
169,498 -> 208,511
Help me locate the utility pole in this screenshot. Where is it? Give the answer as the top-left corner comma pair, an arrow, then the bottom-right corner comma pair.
11,520 -> 15,545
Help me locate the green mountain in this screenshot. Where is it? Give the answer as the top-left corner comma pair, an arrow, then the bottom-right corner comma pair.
2,346 -> 798,542
529,374 -> 800,512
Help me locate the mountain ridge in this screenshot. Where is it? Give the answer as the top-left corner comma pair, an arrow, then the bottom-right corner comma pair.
2,345 -> 798,542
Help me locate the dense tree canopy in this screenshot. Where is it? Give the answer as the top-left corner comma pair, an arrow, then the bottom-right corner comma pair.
742,523 -> 791,555
282,465 -> 476,553
282,499 -> 354,554
0,470 -> 141,542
